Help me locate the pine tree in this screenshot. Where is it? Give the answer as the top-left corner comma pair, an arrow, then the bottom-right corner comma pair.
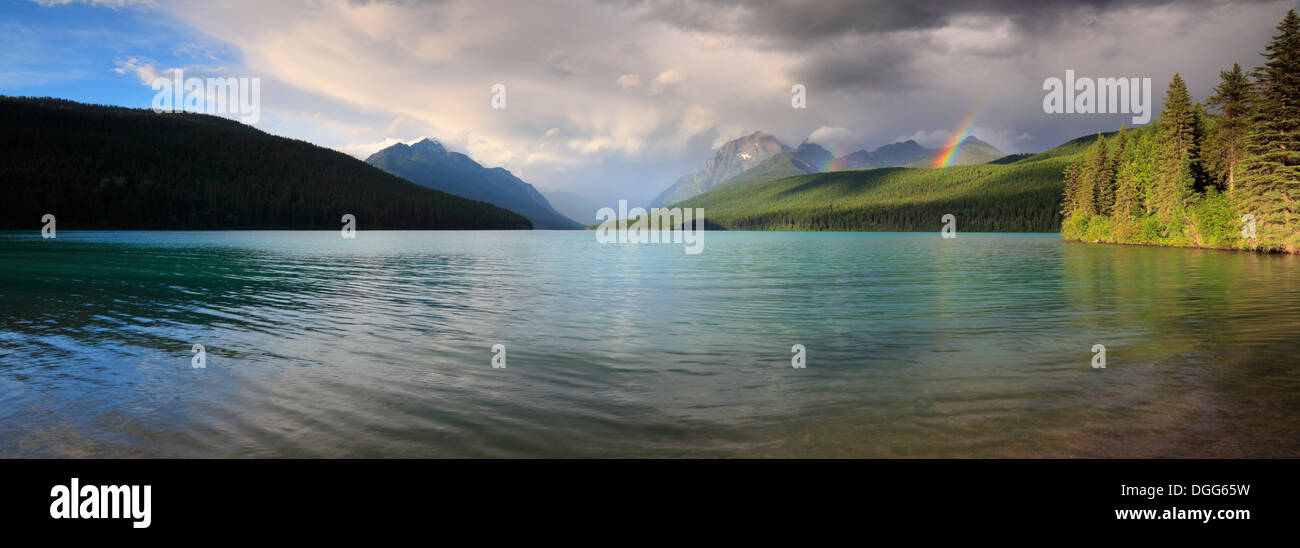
1089,135 -> 1115,215
1151,73 -> 1200,227
1107,127 -> 1126,213
1113,168 -> 1140,222
1113,128 -> 1144,222
1061,158 -> 1085,216
1206,63 -> 1253,193
1110,124 -> 1128,178
1076,142 -> 1101,215
1238,9 -> 1300,252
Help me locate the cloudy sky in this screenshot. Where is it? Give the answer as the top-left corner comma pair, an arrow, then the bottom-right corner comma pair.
2,0 -> 1296,206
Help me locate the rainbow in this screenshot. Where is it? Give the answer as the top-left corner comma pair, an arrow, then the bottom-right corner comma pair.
931,104 -> 985,168
817,153 -> 837,172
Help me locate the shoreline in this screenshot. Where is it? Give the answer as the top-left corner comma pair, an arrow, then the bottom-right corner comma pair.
1062,237 -> 1296,255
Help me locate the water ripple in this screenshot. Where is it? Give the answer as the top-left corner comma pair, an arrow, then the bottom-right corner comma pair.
1,231 -> 1297,457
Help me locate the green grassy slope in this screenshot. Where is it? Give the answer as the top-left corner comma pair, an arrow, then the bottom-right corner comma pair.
1013,128 -> 1145,163
988,153 -> 1034,164
674,156 -> 1077,232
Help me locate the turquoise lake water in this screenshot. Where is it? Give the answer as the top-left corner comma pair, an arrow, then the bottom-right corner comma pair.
1,231 -> 1297,457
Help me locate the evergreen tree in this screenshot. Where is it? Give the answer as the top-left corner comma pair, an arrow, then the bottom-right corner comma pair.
1109,124 -> 1128,178
1089,135 -> 1115,215
1076,143 -> 1100,215
1061,158 -> 1085,216
1058,10 -> 1300,253
1238,9 -> 1300,252
1151,73 -> 1200,226
1113,128 -> 1146,222
1206,63 -> 1253,193
1113,168 -> 1140,222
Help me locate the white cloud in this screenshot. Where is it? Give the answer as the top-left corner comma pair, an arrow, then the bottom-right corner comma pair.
895,129 -> 952,149
894,126 -> 1033,153
692,33 -> 734,51
969,127 -> 1034,153
807,125 -> 859,154
148,0 -> 777,198
32,0 -> 156,8
615,74 -> 641,88
648,69 -> 683,94
567,136 -> 618,155
113,57 -> 164,85
334,135 -> 430,160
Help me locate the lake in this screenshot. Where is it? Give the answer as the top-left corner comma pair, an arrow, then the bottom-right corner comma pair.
1,231 -> 1297,457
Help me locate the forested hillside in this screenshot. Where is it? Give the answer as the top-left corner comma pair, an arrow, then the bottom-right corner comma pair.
0,97 -> 532,230
672,157 -> 1072,232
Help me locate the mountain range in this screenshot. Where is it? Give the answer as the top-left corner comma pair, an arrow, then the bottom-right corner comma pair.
651,132 -> 1004,206
831,139 -> 933,170
903,136 -> 1005,168
366,138 -> 582,229
651,131 -> 792,207
667,135 -> 1095,232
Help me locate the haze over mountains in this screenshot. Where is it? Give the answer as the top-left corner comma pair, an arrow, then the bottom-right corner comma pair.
544,190 -> 605,226
651,131 -> 792,207
366,139 -> 582,229
651,132 -> 1004,207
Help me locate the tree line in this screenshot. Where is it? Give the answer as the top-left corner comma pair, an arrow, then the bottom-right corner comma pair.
1061,9 -> 1299,253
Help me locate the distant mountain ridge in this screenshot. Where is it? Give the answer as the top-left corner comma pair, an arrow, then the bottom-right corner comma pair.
651,131 -> 792,207
831,139 -> 933,170
793,141 -> 833,169
714,152 -> 818,190
905,136 -> 1005,167
654,132 -> 1005,206
366,138 -> 582,229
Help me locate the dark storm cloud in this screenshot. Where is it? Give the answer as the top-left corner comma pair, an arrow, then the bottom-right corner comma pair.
544,51 -> 576,78
641,0 -> 1247,44
633,0 -> 1278,94
791,38 -> 923,92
